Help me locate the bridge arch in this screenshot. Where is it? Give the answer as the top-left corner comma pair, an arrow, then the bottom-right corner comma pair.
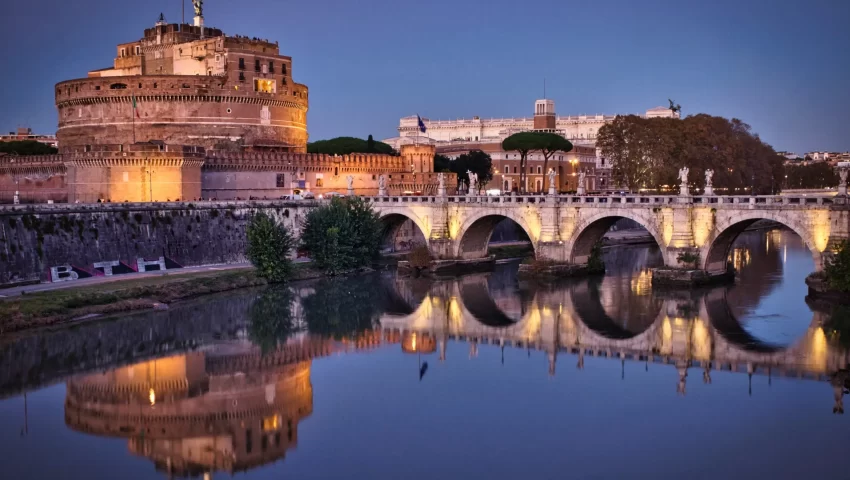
567,211 -> 666,265
376,207 -> 431,253
701,212 -> 822,273
454,211 -> 537,260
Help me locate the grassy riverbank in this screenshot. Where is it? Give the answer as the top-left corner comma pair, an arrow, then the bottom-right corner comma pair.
0,264 -> 329,335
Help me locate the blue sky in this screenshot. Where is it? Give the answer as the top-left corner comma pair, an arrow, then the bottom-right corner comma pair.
1,0 -> 847,153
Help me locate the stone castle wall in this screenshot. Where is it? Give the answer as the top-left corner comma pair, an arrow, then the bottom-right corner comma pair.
0,201 -> 312,285
0,155 -> 68,204
55,75 -> 308,151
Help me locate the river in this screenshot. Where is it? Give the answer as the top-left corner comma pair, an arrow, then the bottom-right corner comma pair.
0,228 -> 847,479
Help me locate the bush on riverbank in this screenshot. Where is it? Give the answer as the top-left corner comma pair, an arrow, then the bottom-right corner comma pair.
301,197 -> 382,275
246,212 -> 295,282
825,241 -> 850,292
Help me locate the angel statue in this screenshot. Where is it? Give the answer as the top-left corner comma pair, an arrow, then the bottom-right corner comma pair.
346,175 -> 354,190
678,167 -> 689,185
437,172 -> 445,189
378,174 -> 386,190
193,0 -> 204,17
705,169 -> 714,187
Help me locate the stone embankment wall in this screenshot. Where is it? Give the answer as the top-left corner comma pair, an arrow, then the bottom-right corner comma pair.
0,201 -> 312,286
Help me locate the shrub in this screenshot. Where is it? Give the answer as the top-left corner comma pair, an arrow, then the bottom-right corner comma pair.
677,250 -> 700,269
248,286 -> 298,353
300,197 -> 382,274
825,241 -> 850,292
246,212 -> 295,282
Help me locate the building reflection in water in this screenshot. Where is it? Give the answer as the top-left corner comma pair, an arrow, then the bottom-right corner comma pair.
65,341 -> 319,477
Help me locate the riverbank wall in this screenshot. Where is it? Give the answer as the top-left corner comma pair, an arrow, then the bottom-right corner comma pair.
0,201 -> 313,286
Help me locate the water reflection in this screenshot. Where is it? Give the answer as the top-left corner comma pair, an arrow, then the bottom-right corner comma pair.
2,228 -> 849,479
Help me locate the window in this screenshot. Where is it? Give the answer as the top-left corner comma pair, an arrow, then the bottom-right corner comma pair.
215,54 -> 221,64
153,82 -> 158,88
109,83 -> 127,90
239,72 -> 245,81
120,48 -> 126,57
135,46 -> 140,55
537,166 -> 542,174
255,59 -> 261,72
238,57 -> 245,70
254,78 -> 276,93
315,178 -> 323,187
246,430 -> 253,454
281,64 -> 287,75
334,167 -> 339,176
138,83 -> 142,88
276,174 -> 286,187
269,61 -> 274,73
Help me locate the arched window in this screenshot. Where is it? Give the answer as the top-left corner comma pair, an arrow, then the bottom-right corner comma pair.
109,83 -> 128,90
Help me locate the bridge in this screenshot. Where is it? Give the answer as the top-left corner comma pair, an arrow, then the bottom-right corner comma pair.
367,193 -> 850,272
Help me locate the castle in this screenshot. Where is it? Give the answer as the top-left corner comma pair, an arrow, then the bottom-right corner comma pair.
0,9 -> 446,204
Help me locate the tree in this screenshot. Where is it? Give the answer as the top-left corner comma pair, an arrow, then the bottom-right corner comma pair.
451,150 -> 493,192
433,154 -> 452,173
246,212 -> 295,282
535,133 -> 573,192
300,197 -> 382,274
596,115 -> 655,192
0,141 -> 58,156
598,113 -> 786,194
501,132 -> 537,193
307,136 -> 398,156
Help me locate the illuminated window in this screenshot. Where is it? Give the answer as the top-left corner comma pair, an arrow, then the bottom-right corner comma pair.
263,415 -> 280,431
253,78 -> 276,93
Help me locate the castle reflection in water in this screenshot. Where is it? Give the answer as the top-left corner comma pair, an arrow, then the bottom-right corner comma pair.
56,228 -> 850,477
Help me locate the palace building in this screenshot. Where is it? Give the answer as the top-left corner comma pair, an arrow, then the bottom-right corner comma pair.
384,100 -> 679,193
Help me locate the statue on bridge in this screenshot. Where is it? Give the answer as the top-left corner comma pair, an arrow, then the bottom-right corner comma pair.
704,169 -> 715,196
378,174 -> 387,196
577,170 -> 587,196
437,172 -> 446,197
346,175 -> 354,196
467,171 -> 478,196
678,167 -> 690,196
840,167 -> 849,196
548,168 -> 557,196
192,0 -> 203,17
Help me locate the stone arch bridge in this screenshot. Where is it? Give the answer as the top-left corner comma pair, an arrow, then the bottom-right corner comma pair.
367,193 -> 850,272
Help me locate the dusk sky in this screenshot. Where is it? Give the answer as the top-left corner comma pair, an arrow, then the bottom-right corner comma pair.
1,0 -> 847,154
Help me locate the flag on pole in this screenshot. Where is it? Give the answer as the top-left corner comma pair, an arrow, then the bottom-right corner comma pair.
132,95 -> 140,118
417,114 -> 427,133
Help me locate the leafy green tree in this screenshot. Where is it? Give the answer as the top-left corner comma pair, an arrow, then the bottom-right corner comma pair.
598,113 -> 785,194
826,241 -> 850,292
0,141 -> 58,155
434,154 -> 452,173
502,132 -> 571,193
307,136 -> 398,156
535,133 -> 573,192
501,132 -> 537,193
301,277 -> 382,339
248,286 -> 299,353
246,212 -> 295,282
451,150 -> 493,192
301,197 -> 382,274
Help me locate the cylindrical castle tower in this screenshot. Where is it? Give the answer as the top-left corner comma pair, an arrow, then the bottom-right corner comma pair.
55,16 -> 308,152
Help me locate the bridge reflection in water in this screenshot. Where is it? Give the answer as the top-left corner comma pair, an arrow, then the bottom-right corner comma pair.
59,231 -> 850,476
